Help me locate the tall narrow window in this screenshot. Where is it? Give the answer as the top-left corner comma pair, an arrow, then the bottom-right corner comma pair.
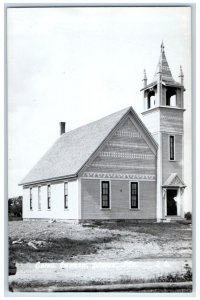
130,182 -> 138,209
47,185 -> 51,209
169,136 -> 175,160
64,182 -> 68,209
101,181 -> 110,208
38,186 -> 41,210
30,188 -> 33,210
147,98 -> 151,109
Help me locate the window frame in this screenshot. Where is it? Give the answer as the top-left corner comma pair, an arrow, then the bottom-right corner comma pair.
129,181 -> 140,210
100,180 -> 111,209
47,184 -> 51,210
169,135 -> 175,161
38,186 -> 41,210
64,182 -> 68,210
30,188 -> 33,210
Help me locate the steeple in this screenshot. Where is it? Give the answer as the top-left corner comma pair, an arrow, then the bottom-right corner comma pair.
141,43 -> 185,110
153,41 -> 174,82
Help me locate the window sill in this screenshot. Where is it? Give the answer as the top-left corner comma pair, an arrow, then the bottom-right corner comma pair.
169,160 -> 176,162
129,208 -> 140,211
64,208 -> 69,211
100,208 -> 111,210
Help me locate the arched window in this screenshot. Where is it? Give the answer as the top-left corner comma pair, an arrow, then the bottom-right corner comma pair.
147,91 -> 155,109
166,89 -> 176,106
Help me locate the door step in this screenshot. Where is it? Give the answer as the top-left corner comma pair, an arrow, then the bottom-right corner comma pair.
161,217 -> 186,223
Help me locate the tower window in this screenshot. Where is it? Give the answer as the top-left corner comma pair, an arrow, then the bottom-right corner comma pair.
166,89 -> 176,106
147,91 -> 155,109
169,136 -> 175,160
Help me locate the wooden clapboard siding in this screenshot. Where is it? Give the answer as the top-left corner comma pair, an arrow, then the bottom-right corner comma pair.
81,179 -> 156,219
162,133 -> 183,183
160,108 -> 184,133
83,118 -> 156,178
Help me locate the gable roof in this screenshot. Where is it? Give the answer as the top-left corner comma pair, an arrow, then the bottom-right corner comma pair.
162,173 -> 186,188
20,106 -> 157,186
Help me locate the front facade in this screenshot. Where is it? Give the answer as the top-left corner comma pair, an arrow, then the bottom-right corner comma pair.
21,43 -> 186,222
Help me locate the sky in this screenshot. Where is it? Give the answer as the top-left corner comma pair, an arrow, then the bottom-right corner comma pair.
7,6 -> 192,211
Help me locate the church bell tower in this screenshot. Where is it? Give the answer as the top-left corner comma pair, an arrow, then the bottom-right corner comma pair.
141,42 -> 186,222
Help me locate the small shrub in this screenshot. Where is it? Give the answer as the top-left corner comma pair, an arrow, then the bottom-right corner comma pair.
8,196 -> 22,217
184,212 -> 192,221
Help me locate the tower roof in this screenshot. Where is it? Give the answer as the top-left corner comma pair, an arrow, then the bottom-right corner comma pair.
153,41 -> 175,83
141,42 -> 183,91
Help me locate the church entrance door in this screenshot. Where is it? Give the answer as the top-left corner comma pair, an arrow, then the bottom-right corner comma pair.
167,189 -> 177,216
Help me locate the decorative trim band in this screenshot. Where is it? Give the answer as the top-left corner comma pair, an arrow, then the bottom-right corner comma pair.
82,172 -> 156,181
90,163 -> 155,170
99,151 -> 155,160
115,131 -> 141,138
107,142 -> 149,149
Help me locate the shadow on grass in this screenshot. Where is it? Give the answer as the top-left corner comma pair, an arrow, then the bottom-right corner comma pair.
9,236 -> 116,263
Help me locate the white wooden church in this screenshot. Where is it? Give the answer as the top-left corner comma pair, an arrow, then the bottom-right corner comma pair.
20,43 -> 186,222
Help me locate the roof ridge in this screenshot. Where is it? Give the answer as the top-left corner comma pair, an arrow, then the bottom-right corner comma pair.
62,106 -> 132,136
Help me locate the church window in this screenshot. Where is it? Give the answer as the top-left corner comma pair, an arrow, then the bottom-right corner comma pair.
30,188 -> 33,210
64,182 -> 68,209
101,181 -> 110,208
47,185 -> 51,209
130,182 -> 139,209
169,136 -> 175,160
38,186 -> 41,210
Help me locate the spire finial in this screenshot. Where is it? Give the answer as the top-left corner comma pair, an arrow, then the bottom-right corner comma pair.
143,69 -> 147,80
142,68 -> 147,87
179,65 -> 184,77
161,41 -> 165,52
179,65 -> 184,85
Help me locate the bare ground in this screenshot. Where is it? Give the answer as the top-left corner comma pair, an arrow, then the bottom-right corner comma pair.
9,220 -> 192,263
8,220 -> 192,291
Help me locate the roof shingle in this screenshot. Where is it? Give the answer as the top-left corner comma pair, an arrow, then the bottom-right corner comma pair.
20,107 -> 132,185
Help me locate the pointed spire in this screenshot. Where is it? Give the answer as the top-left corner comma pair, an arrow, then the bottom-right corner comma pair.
142,69 -> 147,87
161,41 -> 165,53
179,65 -> 184,85
153,42 -> 174,82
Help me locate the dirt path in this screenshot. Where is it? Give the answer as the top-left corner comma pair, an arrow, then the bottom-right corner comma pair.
9,257 -> 192,289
